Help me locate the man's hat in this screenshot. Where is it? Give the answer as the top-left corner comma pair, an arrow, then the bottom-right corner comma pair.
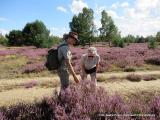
68,31 -> 79,43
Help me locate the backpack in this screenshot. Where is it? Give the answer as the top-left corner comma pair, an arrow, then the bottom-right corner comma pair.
45,44 -> 67,71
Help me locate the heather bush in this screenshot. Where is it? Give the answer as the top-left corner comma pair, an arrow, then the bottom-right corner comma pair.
108,75 -> 118,80
97,75 -> 106,82
3,100 -> 53,120
142,75 -> 157,81
0,111 -> 6,120
1,80 -> 159,120
124,66 -> 136,72
1,43 -> 160,73
149,96 -> 160,119
22,62 -> 45,73
145,55 -> 160,65
126,74 -> 142,82
22,80 -> 38,88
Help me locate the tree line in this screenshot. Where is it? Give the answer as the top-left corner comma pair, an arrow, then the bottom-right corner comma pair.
0,7 -> 160,48
0,20 -> 61,48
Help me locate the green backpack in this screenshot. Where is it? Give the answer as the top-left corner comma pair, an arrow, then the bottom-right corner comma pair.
45,44 -> 67,71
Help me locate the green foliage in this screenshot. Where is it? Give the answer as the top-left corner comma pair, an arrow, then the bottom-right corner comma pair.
99,10 -> 120,45
49,35 -> 61,46
70,7 -> 95,46
22,20 -> 50,48
135,36 -> 146,43
148,36 -> 158,49
0,34 -> 8,46
112,38 -> 125,48
156,32 -> 160,42
5,20 -> 61,48
6,30 -> 23,46
119,39 -> 125,48
123,35 -> 136,44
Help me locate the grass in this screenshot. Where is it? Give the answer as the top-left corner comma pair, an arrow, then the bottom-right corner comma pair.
0,88 -> 54,107
0,70 -> 160,107
99,78 -> 160,99
0,55 -> 27,79
0,76 -> 59,92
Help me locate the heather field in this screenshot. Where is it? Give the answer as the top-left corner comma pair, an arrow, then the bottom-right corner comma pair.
0,43 -> 160,120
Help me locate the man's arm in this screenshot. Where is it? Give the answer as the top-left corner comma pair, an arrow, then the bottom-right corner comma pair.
60,46 -> 79,83
65,59 -> 79,83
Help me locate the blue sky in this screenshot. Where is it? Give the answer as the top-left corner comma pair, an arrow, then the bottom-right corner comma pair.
0,0 -> 160,37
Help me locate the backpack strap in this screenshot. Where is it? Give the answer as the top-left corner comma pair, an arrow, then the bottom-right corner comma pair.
57,43 -> 68,49
57,43 -> 68,65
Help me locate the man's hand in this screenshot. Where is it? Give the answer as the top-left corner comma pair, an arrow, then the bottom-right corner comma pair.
73,75 -> 79,83
65,59 -> 79,83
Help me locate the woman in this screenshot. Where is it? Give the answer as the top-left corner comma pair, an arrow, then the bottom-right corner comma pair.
81,47 -> 100,86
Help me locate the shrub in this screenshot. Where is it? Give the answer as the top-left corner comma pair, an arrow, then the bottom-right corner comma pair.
143,75 -> 157,81
97,75 -> 106,82
1,43 -> 160,74
148,39 -> 158,49
149,96 -> 160,119
108,76 -> 118,80
0,111 -> 6,120
119,39 -> 125,48
0,80 -> 160,120
145,56 -> 160,65
22,80 -> 38,88
22,62 -> 45,73
0,35 -> 8,46
3,100 -> 53,120
126,74 -> 142,82
124,66 -> 136,72
6,30 -> 24,46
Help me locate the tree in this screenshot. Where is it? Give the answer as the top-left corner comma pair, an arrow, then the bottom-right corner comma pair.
0,34 -> 8,46
135,36 -> 146,43
49,35 -> 61,45
123,35 -> 136,44
156,32 -> 160,42
70,7 -> 95,46
148,36 -> 158,49
6,30 -> 24,46
22,20 -> 50,48
99,10 -> 119,46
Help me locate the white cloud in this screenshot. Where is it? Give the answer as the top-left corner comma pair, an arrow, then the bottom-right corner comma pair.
70,0 -> 88,14
57,6 -> 67,13
111,2 -> 119,9
94,19 -> 101,29
116,17 -> 160,37
0,29 -> 9,36
99,0 -> 160,37
0,17 -> 8,21
111,2 -> 129,9
121,2 -> 129,8
135,0 -> 159,12
107,10 -> 119,19
50,27 -> 68,37
95,4 -> 106,15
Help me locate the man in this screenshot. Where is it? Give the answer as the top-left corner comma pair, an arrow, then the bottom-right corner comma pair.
58,32 -> 79,90
81,47 -> 100,86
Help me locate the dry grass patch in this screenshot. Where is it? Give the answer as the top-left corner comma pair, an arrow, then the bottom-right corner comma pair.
0,88 -> 55,107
